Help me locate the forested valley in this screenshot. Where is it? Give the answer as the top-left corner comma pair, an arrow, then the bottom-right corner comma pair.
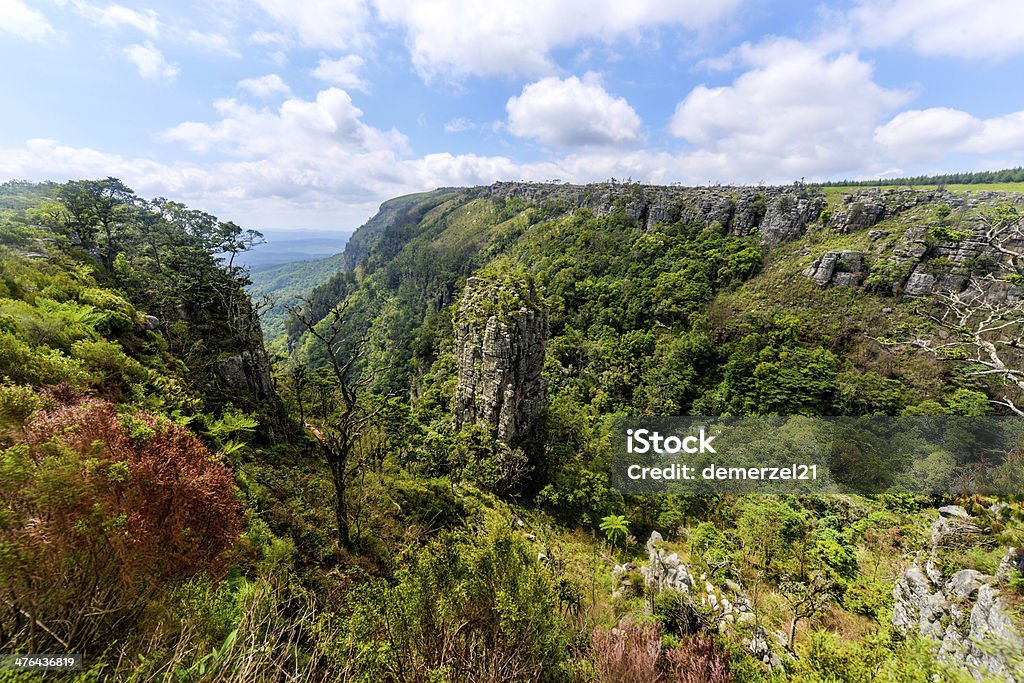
2,176 -> 1024,682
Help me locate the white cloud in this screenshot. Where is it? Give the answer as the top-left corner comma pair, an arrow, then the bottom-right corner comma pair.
162,88 -> 408,160
124,41 -> 179,82
252,0 -> 369,50
874,108 -> 982,162
443,118 -> 474,133
0,0 -> 56,42
311,55 -> 368,92
669,40 -> 910,181
237,74 -> 291,98
372,0 -> 744,78
249,30 -> 288,46
876,107 -> 1024,161
506,74 -> 642,147
71,1 -> 159,36
849,0 -> 1024,60
184,29 -> 239,57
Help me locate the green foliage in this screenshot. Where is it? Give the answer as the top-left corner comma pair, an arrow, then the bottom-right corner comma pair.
946,388 -> 991,416
736,497 -> 810,575
537,466 -> 623,528
809,528 -> 858,580
790,630 -> 974,683
600,514 -> 631,546
927,226 -> 970,243
334,526 -> 569,681
689,521 -> 735,576
865,257 -> 914,291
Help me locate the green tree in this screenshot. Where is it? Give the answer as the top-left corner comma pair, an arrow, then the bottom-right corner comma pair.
600,514 -> 630,547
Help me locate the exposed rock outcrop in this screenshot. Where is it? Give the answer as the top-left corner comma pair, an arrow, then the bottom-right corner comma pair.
802,188 -> 1024,304
892,505 -> 1023,681
638,531 -> 785,670
453,276 -> 548,446
758,193 -> 827,246
486,182 -> 825,246
802,250 -> 866,287
826,188 -> 940,233
212,349 -> 275,399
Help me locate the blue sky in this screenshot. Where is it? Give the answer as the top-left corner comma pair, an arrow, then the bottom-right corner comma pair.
2,0 -> 1024,230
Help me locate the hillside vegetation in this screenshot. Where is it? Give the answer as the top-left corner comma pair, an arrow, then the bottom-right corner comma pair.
1,178 -> 1023,681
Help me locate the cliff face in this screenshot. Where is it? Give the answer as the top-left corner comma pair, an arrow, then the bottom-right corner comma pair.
453,276 -> 548,447
485,181 -> 825,246
802,188 -> 1024,303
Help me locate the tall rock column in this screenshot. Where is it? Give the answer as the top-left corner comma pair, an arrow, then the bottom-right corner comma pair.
454,275 -> 548,447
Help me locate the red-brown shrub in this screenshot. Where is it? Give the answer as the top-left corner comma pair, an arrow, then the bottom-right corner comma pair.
589,621 -> 663,683
664,634 -> 733,683
0,397 -> 241,651
588,622 -> 733,683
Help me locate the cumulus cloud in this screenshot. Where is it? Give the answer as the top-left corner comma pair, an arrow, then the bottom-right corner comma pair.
506,74 -> 642,147
71,1 -> 159,36
373,0 -> 744,78
311,55 -> 368,92
124,41 -> 179,82
876,107 -> 1024,161
237,74 -> 291,98
669,40 -> 910,181
874,108 -> 982,162
0,0 -> 56,42
252,0 -> 370,50
162,88 -> 407,159
849,0 -> 1024,60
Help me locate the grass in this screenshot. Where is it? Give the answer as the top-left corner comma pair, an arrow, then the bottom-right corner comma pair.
821,182 -> 1024,196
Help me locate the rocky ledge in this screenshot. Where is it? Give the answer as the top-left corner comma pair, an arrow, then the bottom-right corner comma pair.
892,505 -> 1023,681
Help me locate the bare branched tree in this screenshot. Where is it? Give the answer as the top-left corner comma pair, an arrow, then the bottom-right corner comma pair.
906,282 -> 1024,415
288,301 -> 389,550
876,207 -> 1024,415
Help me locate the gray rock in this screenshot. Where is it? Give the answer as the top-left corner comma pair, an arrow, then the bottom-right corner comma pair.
453,277 -> 548,448
143,314 -> 161,331
892,506 -> 1023,681
212,350 -> 274,398
640,531 -> 781,667
939,505 -> 971,519
829,201 -> 887,233
802,250 -> 866,287
748,626 -> 785,669
486,182 -> 824,247
948,569 -> 989,601
996,548 -> 1024,580
642,532 -> 695,595
760,193 -> 826,246
903,271 -> 937,298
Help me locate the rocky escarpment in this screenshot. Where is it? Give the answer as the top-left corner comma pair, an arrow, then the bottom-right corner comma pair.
486,181 -> 825,246
613,531 -> 787,670
892,505 -> 1024,681
803,189 -> 1024,302
453,276 -> 548,446
825,187 -> 944,233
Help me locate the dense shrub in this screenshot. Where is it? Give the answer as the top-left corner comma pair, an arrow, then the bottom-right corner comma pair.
335,527 -> 568,682
589,621 -> 662,683
588,621 -> 733,683
0,396 -> 241,652
663,634 -> 733,683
